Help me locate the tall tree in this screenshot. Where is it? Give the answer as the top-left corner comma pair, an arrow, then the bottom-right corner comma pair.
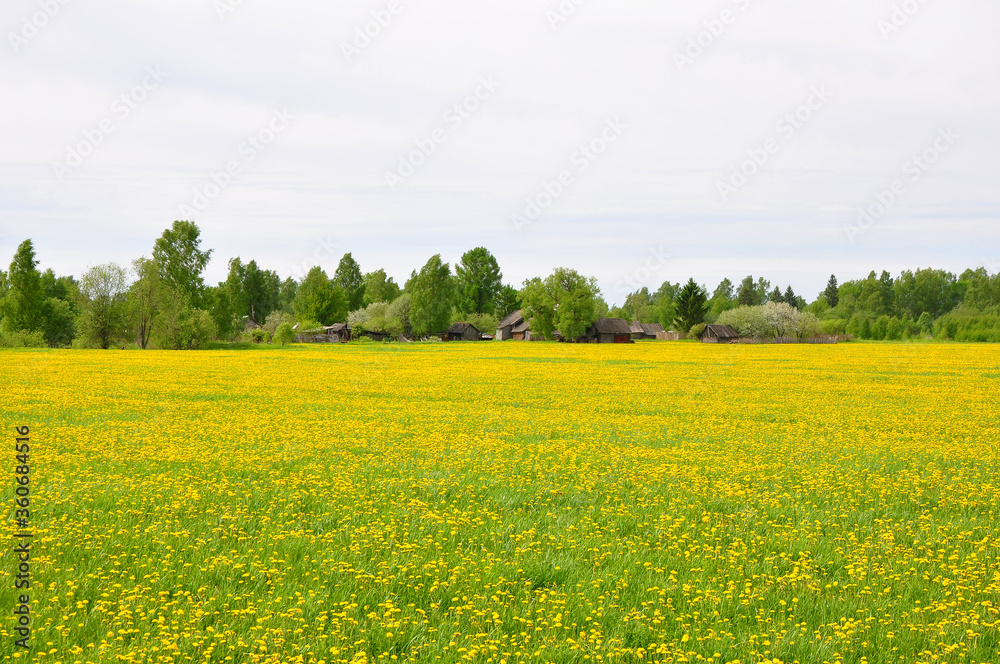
737,275 -> 768,307
824,274 -> 840,308
363,269 -> 400,305
519,268 -> 600,341
130,257 -> 162,349
333,253 -> 365,311
77,263 -> 131,349
784,285 -> 802,309
455,247 -> 502,315
279,277 -> 298,313
493,284 -> 520,320
152,221 -> 213,306
293,266 -> 347,325
673,279 -> 708,332
408,255 -> 454,335
708,278 -> 737,319
1,239 -> 45,333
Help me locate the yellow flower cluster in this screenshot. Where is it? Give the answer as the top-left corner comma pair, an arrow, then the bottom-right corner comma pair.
1,341 -> 998,663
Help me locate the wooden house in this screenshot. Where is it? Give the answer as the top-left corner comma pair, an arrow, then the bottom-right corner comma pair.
444,322 -> 479,341
700,324 -> 739,343
629,321 -> 646,341
585,318 -> 633,343
496,310 -> 524,340
324,323 -> 351,342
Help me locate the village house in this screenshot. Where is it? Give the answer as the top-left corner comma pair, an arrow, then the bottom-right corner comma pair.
444,322 -> 479,341
700,324 -> 739,343
495,310 -> 524,340
584,318 -> 633,343
324,323 -> 351,342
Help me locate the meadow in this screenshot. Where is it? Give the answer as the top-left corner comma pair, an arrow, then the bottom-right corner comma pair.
1,341 -> 998,664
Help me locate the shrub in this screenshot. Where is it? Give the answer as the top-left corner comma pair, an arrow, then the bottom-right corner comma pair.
687,322 -> 707,339
0,329 -> 47,348
273,323 -> 294,346
248,328 -> 270,344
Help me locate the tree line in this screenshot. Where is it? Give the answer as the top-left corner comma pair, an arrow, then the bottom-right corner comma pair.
2,221 -> 998,348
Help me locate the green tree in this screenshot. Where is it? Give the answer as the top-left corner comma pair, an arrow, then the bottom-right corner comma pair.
279,277 -> 298,313
1,240 -> 46,334
708,278 -> 737,320
456,247 -> 502,315
519,268 -> 600,341
152,221 -> 213,307
408,255 -> 454,336
824,274 -> 840,308
493,284 -> 520,320
363,269 -> 401,305
673,278 -> 708,332
737,275 -> 769,307
77,263 -> 131,349
273,322 -> 295,346
293,267 -> 347,325
130,257 -> 163,349
333,253 -> 365,311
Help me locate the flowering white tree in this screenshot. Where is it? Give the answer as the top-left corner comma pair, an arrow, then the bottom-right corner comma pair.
762,301 -> 801,337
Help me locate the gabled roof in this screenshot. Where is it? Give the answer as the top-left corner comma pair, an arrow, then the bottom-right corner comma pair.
629,321 -> 645,334
591,318 -> 632,335
512,320 -> 531,334
497,309 -> 524,328
325,323 -> 349,332
702,324 -> 738,339
641,323 -> 665,335
448,322 -> 479,334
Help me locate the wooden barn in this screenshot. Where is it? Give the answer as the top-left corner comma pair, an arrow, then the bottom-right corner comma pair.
630,321 -> 666,340
585,318 -> 633,343
700,324 -> 739,344
495,310 -> 524,340
324,323 -> 351,342
444,322 -> 479,341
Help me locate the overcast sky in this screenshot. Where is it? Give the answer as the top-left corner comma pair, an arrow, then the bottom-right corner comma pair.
2,0 -> 998,303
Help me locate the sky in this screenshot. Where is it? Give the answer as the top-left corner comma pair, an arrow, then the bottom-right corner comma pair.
2,0 -> 998,304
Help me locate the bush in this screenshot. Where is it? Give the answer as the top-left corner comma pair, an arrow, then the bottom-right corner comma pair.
273,323 -> 294,346
0,329 -> 47,348
247,328 -> 270,344
687,322 -> 707,339
263,311 -> 294,335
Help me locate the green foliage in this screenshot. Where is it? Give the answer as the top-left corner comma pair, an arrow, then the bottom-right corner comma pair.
273,322 -> 295,346
279,277 -> 298,313
152,221 -> 212,307
386,294 -> 413,338
77,263 -> 131,349
1,239 -> 45,334
493,284 -> 520,321
456,312 -> 497,337
293,267 -> 348,325
154,304 -> 216,350
408,255 -> 454,336
824,275 -> 840,308
519,268 -> 600,341
333,253 -> 365,311
933,306 -> 1000,342
737,275 -> 769,307
247,328 -> 270,344
455,247 -> 502,315
708,278 -> 737,321
673,279 -> 708,332
688,322 -> 707,339
130,257 -> 163,349
717,305 -> 770,338
0,329 -> 46,348
363,269 -> 400,306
